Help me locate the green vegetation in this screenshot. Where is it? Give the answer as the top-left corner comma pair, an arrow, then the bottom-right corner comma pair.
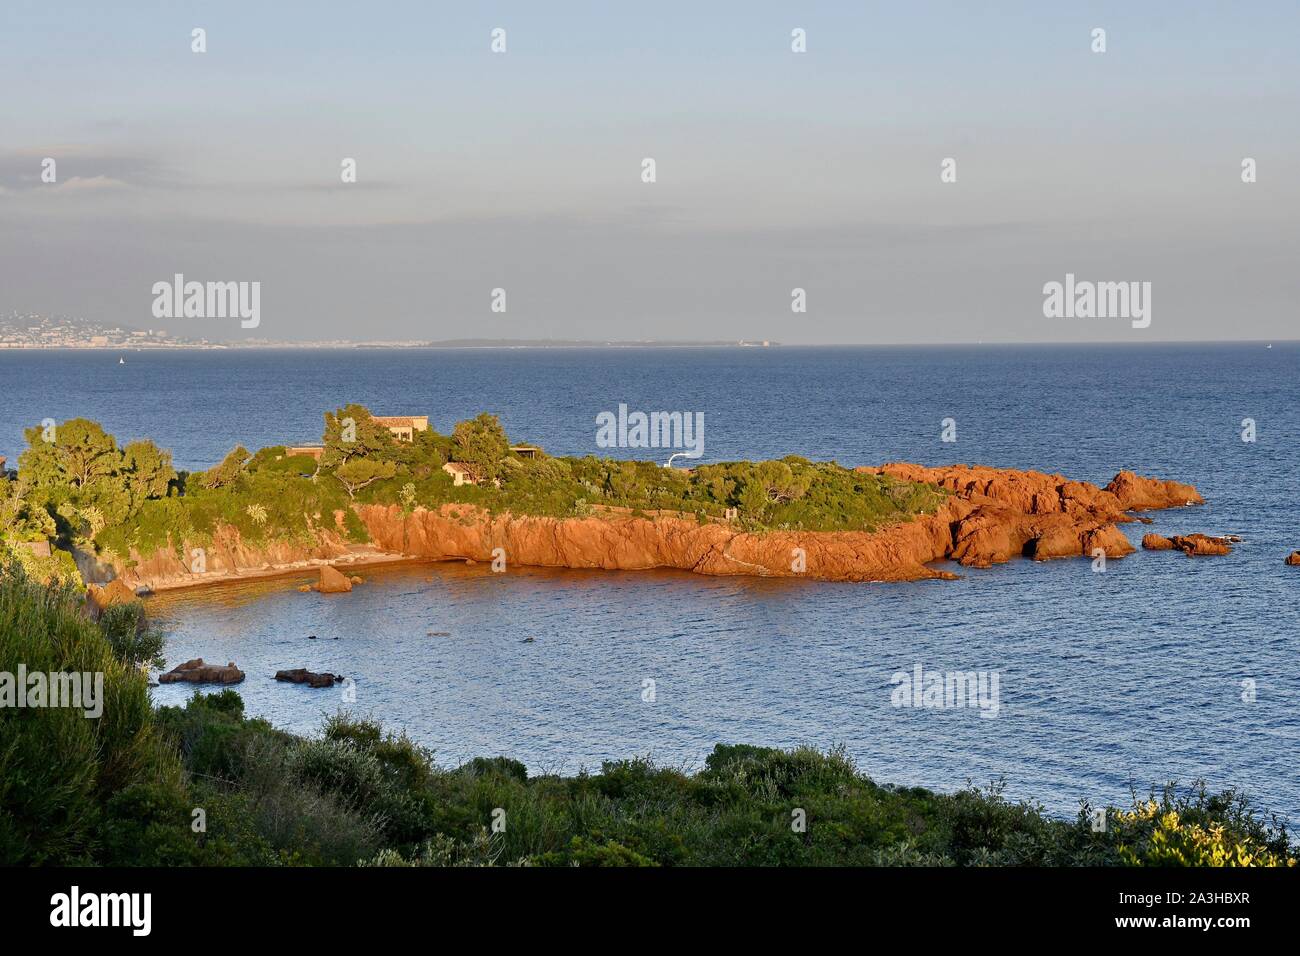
2,406 -> 947,581
0,566 -> 1292,867
0,564 -> 183,864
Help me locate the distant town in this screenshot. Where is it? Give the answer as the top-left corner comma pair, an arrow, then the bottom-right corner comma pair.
0,312 -> 206,349
0,312 -> 776,350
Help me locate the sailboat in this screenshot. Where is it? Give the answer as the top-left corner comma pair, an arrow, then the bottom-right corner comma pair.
118,356 -> 125,365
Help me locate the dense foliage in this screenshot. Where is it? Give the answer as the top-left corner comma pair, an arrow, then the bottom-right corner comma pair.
0,566 -> 1291,867
2,407 -> 946,580
0,564 -> 182,864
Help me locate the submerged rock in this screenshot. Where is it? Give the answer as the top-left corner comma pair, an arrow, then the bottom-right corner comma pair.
159,658 -> 245,685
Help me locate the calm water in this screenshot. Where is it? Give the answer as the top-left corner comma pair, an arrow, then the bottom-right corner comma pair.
2,345 -> 1296,821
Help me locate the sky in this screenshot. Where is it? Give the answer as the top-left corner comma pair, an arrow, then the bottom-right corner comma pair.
1,0 -> 1297,344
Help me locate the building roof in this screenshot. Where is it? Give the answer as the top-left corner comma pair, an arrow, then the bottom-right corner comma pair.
373,416 -> 428,428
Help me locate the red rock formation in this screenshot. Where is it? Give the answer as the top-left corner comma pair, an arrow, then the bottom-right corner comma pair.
103,463 -> 1206,587
317,565 -> 353,593
158,658 -> 245,684
115,523 -> 358,589
1143,532 -> 1232,556
1104,471 -> 1203,510
354,460 -> 1199,583
1175,534 -> 1232,556
1286,551 -> 1300,566
85,578 -> 138,614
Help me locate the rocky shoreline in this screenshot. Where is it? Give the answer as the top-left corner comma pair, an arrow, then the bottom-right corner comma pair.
353,464 -> 1206,583
85,462 -> 1212,593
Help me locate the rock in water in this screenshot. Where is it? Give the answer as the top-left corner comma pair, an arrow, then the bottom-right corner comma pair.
275,668 -> 345,688
1104,471 -> 1204,510
1143,533 -> 1231,556
1285,551 -> 1300,566
1171,534 -> 1233,557
159,658 -> 245,684
1142,534 -> 1175,551
317,565 -> 353,593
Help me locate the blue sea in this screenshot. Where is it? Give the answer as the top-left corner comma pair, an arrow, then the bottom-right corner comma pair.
2,344 -> 1296,822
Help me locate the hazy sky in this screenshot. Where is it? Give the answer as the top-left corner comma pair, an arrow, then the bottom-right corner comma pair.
1,1 -> 1297,344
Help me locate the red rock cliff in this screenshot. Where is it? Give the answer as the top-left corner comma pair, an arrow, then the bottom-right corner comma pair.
101,464 -> 1204,589
354,463 -> 1202,583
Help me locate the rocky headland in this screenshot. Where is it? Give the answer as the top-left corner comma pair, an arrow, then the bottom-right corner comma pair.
93,463 -> 1206,589
353,463 -> 1203,583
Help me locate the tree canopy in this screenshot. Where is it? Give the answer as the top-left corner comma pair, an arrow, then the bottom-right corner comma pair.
321,405 -> 395,470
451,413 -> 511,481
12,419 -> 176,546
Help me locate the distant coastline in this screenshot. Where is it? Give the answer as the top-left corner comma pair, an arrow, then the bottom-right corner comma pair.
0,313 -> 778,350
0,340 -> 780,350
3,314 -> 1294,350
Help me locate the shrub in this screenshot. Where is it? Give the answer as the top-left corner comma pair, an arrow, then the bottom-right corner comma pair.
0,563 -> 185,864
99,600 -> 166,671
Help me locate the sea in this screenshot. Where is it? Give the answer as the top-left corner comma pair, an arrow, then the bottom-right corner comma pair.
2,344 -> 1296,822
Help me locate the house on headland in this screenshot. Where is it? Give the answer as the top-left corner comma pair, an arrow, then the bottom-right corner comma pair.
373,416 -> 429,442
285,446 -> 324,461
442,462 -> 479,486
442,461 -> 504,488
509,445 -> 541,459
